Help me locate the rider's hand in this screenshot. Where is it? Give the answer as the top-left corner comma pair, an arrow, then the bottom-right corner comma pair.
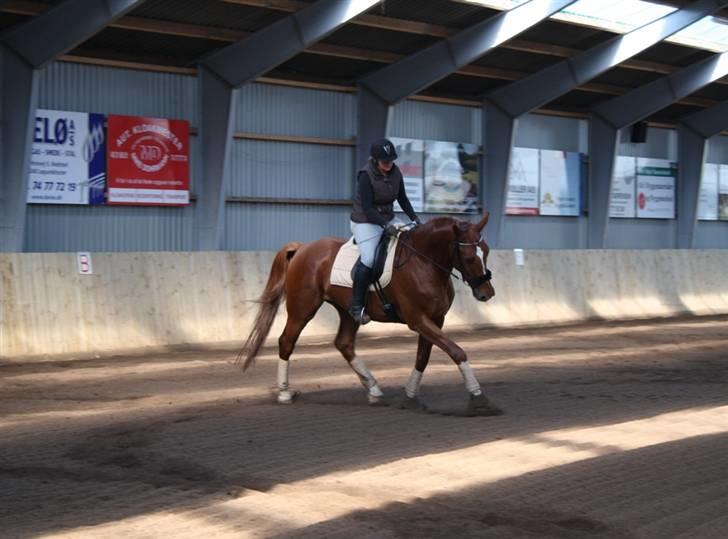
384,223 -> 398,237
412,216 -> 421,225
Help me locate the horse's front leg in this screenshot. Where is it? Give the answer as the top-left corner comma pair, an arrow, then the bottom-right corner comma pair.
409,316 -> 503,416
401,317 -> 442,411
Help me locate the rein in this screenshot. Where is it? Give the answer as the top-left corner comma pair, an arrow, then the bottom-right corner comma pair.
395,232 -> 492,288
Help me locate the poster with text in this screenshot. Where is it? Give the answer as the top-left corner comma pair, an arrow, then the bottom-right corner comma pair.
636,158 -> 676,219
424,141 -> 479,213
390,137 -> 424,214
609,156 -> 637,218
698,163 -> 719,221
107,115 -> 190,206
27,109 -> 106,205
720,164 -> 728,220
538,149 -> 581,216
506,147 -> 539,215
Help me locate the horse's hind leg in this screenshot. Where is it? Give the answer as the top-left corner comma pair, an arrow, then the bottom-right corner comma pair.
276,288 -> 323,404
334,307 -> 385,405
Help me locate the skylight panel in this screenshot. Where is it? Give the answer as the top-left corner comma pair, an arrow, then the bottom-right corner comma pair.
553,0 -> 676,33
460,0 -> 728,54
669,16 -> 728,52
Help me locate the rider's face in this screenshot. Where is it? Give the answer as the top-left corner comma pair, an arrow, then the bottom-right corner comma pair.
377,159 -> 394,174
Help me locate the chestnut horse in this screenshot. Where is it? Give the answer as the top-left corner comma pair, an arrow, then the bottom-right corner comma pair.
238,212 -> 502,415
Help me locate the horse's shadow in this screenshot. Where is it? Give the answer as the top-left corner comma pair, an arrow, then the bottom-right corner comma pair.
282,385 -> 503,418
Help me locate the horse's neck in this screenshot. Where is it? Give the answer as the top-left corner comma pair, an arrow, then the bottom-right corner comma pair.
410,223 -> 455,271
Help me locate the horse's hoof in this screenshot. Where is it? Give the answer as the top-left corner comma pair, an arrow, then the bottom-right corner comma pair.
277,390 -> 299,405
368,393 -> 388,406
399,396 -> 428,412
466,393 -> 503,416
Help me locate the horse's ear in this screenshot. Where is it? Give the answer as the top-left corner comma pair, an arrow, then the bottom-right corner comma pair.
477,212 -> 490,231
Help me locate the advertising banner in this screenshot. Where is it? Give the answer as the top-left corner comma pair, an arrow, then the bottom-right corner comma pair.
698,163 -> 719,221
390,137 -> 424,213
538,150 -> 581,216
636,158 -> 676,219
720,164 -> 728,220
423,141 -> 479,213
507,147 -> 540,215
610,156 -> 637,218
27,109 -> 106,205
107,115 -> 190,206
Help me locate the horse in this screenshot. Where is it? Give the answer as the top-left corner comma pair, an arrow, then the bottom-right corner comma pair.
238,212 -> 503,416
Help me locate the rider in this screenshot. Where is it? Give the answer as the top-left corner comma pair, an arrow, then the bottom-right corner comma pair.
349,138 -> 421,325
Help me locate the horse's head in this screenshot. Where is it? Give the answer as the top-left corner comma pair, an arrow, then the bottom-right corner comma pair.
453,212 -> 494,302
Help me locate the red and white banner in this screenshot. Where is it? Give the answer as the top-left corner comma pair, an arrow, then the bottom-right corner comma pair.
106,115 -> 190,206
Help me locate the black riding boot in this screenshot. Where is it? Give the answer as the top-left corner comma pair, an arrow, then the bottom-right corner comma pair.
350,261 -> 372,325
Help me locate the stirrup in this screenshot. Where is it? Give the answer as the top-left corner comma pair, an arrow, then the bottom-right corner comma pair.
351,306 -> 371,325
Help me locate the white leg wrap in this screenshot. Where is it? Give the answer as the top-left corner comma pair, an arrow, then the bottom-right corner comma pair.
350,357 -> 384,397
405,369 -> 423,398
277,359 -> 293,404
458,361 -> 483,396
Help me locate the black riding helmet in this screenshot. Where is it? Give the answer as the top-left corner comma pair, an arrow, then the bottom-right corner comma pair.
370,138 -> 398,161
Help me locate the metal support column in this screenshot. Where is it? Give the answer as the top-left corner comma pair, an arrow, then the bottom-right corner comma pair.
356,85 -> 390,168
482,99 -> 517,248
587,114 -> 619,248
676,125 -> 707,248
197,67 -> 238,251
0,48 -> 37,252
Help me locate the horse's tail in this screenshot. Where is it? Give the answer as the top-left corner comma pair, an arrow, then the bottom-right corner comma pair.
237,241 -> 302,371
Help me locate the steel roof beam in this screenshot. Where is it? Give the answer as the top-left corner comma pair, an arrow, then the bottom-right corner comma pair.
588,50 -> 728,248
1,0 -> 145,68
201,0 -> 382,88
487,0 -> 728,119
359,0 -> 578,106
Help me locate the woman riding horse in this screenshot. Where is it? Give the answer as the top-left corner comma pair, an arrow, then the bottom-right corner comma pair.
350,138 -> 420,325
238,208 -> 502,416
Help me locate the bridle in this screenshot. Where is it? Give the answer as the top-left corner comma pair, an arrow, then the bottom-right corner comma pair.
396,230 -> 493,290
454,239 -> 493,289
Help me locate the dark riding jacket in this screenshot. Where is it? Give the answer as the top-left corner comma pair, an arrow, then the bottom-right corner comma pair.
351,158 -> 418,226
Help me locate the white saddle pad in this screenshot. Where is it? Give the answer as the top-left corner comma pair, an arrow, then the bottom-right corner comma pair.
330,236 -> 399,290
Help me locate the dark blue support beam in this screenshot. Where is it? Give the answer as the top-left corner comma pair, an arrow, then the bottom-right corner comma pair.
197,67 -> 238,251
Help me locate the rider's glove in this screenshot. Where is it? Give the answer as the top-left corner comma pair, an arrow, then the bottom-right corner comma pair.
413,216 -> 421,225
384,223 -> 398,237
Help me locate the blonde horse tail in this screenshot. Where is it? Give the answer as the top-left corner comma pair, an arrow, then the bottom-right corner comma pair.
237,241 -> 302,371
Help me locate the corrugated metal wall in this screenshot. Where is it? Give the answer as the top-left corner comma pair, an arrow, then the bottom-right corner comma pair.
21,61 -> 728,252
27,62 -> 198,252
224,84 -> 356,249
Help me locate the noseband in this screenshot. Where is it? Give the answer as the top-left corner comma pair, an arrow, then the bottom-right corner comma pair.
455,240 -> 493,289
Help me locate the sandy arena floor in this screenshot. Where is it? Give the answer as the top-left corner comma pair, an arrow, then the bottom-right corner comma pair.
1,315 -> 728,538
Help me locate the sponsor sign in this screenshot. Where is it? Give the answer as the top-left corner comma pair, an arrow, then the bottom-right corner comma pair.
27,109 -> 106,205
507,147 -> 540,215
538,150 -> 581,217
107,115 -> 190,206
390,138 -> 425,214
720,164 -> 728,220
698,163 -> 719,221
636,158 -> 676,219
424,141 -> 479,213
610,156 -> 637,218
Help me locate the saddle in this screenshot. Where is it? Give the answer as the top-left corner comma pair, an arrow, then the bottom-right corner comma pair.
330,233 -> 398,290
330,232 -> 402,322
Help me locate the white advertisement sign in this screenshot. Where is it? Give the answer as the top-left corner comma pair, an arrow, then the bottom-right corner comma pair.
720,164 -> 728,220
507,147 -> 540,215
390,137 -> 424,213
636,158 -> 676,219
698,163 -> 719,221
424,141 -> 479,213
538,150 -> 581,216
610,156 -> 637,218
27,109 -> 106,205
